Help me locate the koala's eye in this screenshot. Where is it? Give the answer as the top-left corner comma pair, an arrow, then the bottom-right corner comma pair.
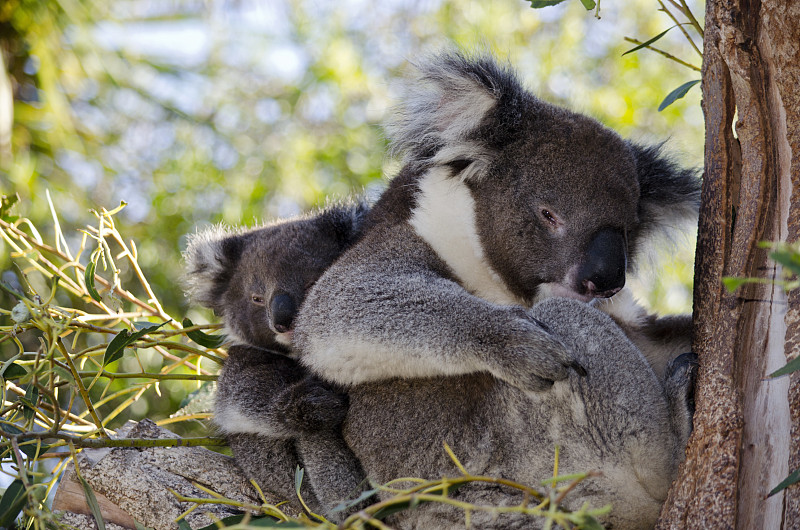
251,295 -> 265,305
541,209 -> 558,226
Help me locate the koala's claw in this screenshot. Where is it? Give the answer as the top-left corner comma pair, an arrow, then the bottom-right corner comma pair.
570,360 -> 587,377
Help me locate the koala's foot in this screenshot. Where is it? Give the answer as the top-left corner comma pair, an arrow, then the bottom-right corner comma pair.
664,352 -> 699,447
276,377 -> 349,434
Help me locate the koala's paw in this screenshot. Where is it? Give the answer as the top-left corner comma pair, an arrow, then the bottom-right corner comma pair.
665,352 -> 698,445
277,378 -> 349,433
492,317 -> 584,393
665,352 -> 698,413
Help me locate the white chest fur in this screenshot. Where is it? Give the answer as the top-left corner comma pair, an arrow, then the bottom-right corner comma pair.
409,167 -> 526,306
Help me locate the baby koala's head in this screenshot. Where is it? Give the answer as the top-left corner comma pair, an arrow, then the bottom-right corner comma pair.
184,201 -> 368,352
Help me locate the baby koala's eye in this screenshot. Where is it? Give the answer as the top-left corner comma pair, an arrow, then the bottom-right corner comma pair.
251,295 -> 265,305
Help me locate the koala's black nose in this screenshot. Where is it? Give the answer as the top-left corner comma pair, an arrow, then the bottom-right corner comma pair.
270,293 -> 297,333
578,228 -> 626,298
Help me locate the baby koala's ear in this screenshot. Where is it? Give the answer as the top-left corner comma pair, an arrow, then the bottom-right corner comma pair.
183,225 -> 247,313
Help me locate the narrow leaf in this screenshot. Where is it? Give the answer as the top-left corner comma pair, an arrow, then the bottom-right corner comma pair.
1,362 -> 27,380
658,80 -> 701,111
770,356 -> 800,378
0,479 -> 27,529
17,439 -> 50,460
177,518 -> 192,530
195,514 -> 284,529
722,276 -> 750,293
22,385 -> 39,421
578,0 -> 596,9
78,475 -> 106,530
623,26 -> 678,56
769,248 -> 800,276
134,519 -> 156,530
331,488 -> 381,513
103,322 -> 169,366
103,329 -> 132,366
85,259 -> 102,302
182,318 -> 225,348
769,468 -> 800,497
294,466 -> 304,495
528,0 -> 567,7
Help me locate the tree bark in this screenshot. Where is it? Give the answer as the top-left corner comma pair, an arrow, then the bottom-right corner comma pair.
657,0 -> 800,528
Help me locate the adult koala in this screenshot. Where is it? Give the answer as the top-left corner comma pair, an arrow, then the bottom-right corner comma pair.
183,202 -> 370,517
291,52 -> 700,527
295,51 -> 699,392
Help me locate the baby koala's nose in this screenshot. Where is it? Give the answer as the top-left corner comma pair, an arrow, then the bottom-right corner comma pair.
270,292 -> 297,333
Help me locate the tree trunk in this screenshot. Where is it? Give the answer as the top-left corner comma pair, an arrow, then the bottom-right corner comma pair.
657,0 -> 800,528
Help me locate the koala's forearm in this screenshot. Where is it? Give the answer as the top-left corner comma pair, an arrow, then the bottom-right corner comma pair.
294,255 -> 575,392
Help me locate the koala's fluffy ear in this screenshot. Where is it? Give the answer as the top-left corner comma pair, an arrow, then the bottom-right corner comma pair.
183,226 -> 246,313
316,199 -> 370,248
628,141 -> 701,261
386,50 -> 527,181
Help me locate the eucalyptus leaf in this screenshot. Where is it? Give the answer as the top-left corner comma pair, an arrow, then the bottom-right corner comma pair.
622,26 -> 678,56
78,475 -> 106,530
182,318 -> 225,348
85,259 -> 103,302
1,362 -> 27,381
578,0 -> 596,9
528,0 -> 567,7
658,80 -> 701,111
103,322 -> 169,366
194,514 -> 284,529
177,518 -> 192,530
769,248 -> 800,276
0,479 -> 27,529
768,468 -> 800,497
770,356 -> 800,378
18,439 -> 51,460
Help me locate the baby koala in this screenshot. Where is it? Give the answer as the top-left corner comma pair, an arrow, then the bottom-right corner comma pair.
183,200 -> 370,517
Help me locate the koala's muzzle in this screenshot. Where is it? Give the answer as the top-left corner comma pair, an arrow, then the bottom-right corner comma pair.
270,292 -> 297,333
577,228 -> 626,298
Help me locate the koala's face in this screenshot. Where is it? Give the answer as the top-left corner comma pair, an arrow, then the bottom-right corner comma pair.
471,112 -> 640,304
184,208 -> 362,353
221,222 -> 347,350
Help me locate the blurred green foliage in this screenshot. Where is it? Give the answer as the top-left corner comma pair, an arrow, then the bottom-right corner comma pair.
1,0 -> 702,428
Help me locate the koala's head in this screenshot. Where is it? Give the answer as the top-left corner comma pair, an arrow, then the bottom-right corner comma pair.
388,51 -> 700,305
184,202 -> 368,351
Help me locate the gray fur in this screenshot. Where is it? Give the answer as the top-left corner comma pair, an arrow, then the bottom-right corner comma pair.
183,201 -> 370,517
344,298 -> 692,529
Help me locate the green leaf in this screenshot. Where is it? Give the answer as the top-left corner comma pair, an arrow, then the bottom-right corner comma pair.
0,423 -> 23,436
194,514 -> 284,529
658,80 -> 701,111
578,0 -> 596,9
1,362 -> 27,381
18,440 -> 50,460
770,356 -> 800,378
294,466 -> 305,495
182,318 -> 225,348
331,488 -> 380,513
623,26 -> 678,56
768,468 -> 800,497
85,258 -> 102,302
103,322 -> 169,366
0,479 -> 27,529
769,248 -> 800,277
528,0 -> 567,7
722,276 -> 750,293
22,385 -> 39,422
177,517 -> 192,530
78,474 -> 106,530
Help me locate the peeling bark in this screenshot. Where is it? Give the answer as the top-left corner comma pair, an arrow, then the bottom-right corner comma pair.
657,0 -> 800,527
